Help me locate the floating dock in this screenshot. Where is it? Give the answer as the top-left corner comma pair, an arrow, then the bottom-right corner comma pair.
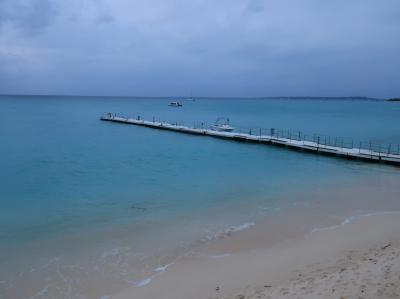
101,114 -> 400,166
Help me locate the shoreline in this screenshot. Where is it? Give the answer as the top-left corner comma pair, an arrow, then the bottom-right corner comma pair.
112,211 -> 400,299
113,174 -> 400,295
2,174 -> 400,299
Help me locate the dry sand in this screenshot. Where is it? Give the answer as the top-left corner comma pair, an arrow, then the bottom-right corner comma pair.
212,242 -> 400,299
112,212 -> 400,299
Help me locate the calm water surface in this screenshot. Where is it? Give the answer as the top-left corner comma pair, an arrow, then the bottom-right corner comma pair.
1,96 -> 400,298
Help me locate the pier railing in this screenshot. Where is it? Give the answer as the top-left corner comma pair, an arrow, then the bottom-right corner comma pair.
108,114 -> 400,156
205,124 -> 399,156
213,125 -> 399,155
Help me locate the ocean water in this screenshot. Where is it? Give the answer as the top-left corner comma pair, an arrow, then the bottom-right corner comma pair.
1,95 -> 400,298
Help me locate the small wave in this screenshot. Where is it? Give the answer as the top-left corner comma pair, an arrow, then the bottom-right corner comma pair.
204,222 -> 256,242
132,278 -> 152,287
129,261 -> 175,288
229,222 -> 255,233
129,223 -> 255,288
155,262 -> 174,273
28,286 -> 48,299
308,210 -> 400,236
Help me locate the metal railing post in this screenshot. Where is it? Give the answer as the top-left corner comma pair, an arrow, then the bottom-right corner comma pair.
369,141 -> 372,157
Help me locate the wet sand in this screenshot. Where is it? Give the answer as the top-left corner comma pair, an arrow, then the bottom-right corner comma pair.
112,212 -> 400,299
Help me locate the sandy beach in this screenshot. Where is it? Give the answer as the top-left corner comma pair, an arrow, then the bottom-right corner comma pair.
112,211 -> 400,299
3,0 -> 400,297
218,241 -> 400,299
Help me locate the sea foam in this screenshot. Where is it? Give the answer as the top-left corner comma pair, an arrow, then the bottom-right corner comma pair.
308,210 -> 400,236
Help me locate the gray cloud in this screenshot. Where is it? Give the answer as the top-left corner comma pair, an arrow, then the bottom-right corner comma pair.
96,13 -> 115,24
0,0 -> 399,97
247,0 -> 265,13
0,0 -> 57,35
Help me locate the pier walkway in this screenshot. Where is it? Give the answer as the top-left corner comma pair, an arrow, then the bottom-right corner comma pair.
100,114 -> 400,166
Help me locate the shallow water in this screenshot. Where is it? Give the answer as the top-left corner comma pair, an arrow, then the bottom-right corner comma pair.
1,96 -> 400,298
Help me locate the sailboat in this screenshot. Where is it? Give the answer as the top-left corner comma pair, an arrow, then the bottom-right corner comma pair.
186,89 -> 195,101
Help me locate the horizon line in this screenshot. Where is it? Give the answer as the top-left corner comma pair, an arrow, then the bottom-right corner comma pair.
0,94 -> 384,100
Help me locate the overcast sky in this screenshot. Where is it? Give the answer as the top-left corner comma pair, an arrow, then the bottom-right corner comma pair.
0,0 -> 399,97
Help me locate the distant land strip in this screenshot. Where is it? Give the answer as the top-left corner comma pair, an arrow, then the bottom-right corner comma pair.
0,94 -> 386,101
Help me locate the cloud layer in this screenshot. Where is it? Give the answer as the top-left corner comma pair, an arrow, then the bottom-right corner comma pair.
0,0 -> 399,97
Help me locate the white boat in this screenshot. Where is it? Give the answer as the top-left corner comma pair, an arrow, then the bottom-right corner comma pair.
169,101 -> 183,107
210,117 -> 234,132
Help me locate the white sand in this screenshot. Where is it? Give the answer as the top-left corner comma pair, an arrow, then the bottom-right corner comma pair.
112,212 -> 400,299
212,242 -> 400,299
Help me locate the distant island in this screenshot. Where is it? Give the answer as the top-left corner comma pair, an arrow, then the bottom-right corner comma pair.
387,98 -> 400,102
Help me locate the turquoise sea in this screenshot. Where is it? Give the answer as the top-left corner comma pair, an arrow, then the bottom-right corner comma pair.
1,95 -> 400,299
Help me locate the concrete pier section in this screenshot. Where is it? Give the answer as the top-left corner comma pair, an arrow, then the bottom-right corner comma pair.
100,114 -> 400,166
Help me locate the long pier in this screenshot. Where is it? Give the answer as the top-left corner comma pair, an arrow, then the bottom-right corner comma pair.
100,114 -> 400,166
